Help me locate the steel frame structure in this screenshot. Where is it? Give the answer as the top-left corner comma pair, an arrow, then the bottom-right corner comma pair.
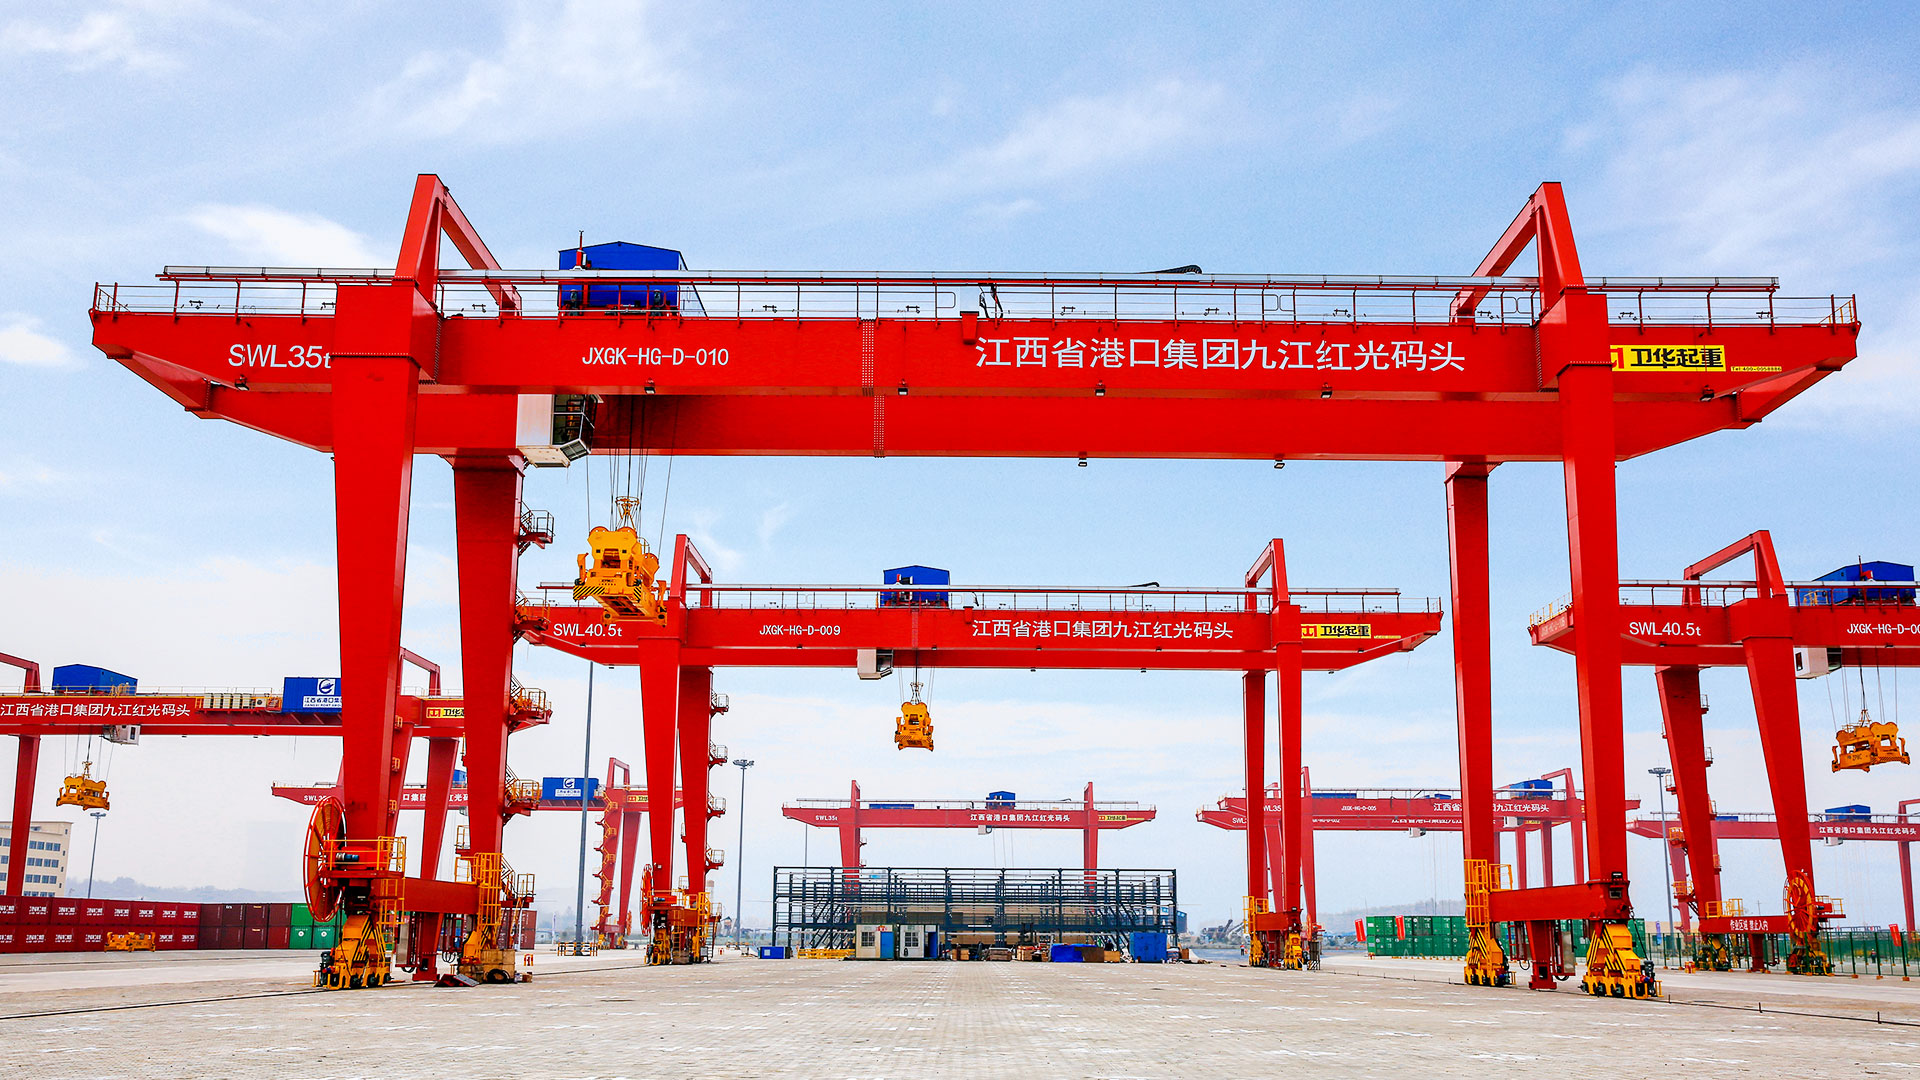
519,535 -> 1438,951
85,176 -> 1858,989
1531,531 -> 1919,940
783,781 -> 1156,872
1196,768 -> 1625,931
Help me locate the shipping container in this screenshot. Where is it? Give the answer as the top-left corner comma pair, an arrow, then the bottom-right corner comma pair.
218,925 -> 243,950
50,664 -> 137,693
268,925 -> 291,949
22,900 -> 52,923
291,904 -> 315,929
77,927 -> 106,949
176,929 -> 198,950
290,926 -> 313,949
220,903 -> 245,926
243,904 -> 270,928
242,925 -> 268,949
0,897 -> 22,921
0,928 -> 17,952
313,924 -> 339,949
76,900 -> 109,922
268,903 -> 294,927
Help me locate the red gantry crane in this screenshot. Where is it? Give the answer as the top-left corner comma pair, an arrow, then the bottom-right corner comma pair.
1532,530 -> 1919,977
519,535 -> 1439,967
84,176 -> 1857,991
1197,768 -> 1631,935
784,781 -> 1156,872
0,651 -> 550,983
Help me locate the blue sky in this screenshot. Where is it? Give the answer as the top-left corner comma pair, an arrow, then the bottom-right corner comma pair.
3,1 -> 1920,929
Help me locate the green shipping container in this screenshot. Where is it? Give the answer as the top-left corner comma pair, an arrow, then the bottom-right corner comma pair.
291,904 -> 315,929
290,926 -> 313,949
313,925 -> 338,949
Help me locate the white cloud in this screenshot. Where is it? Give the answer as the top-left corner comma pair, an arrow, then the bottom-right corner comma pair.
0,457 -> 62,490
755,502 -> 793,548
948,80 -> 1229,190
1570,67 -> 1920,420
376,0 -> 681,142
0,8 -> 177,73
185,205 -> 385,267
0,314 -> 77,368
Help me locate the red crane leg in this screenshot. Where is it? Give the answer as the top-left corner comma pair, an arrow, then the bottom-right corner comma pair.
418,737 -> 459,881
1656,665 -> 1719,917
1904,840 -> 1916,936
330,352 -> 417,843
411,734 -> 459,980
388,726 -> 414,842
676,666 -> 714,896
6,736 -> 38,896
1744,637 -> 1819,899
1242,670 -> 1268,902
1302,794 -> 1319,931
1446,463 -> 1499,875
1542,823 -> 1555,887
1277,643 -> 1305,928
1559,355 -> 1630,903
1667,841 -> 1692,932
616,809 -> 642,934
1265,822 -> 1283,901
452,459 -> 524,857
1516,826 -> 1531,889
638,642 -> 681,908
1082,782 -> 1097,884
841,780 -> 862,894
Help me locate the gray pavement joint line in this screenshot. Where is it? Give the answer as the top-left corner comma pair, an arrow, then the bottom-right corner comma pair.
0,961 -> 661,1022
1316,964 -> 1920,1029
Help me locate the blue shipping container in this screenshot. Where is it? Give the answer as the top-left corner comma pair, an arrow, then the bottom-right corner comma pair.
558,241 -> 686,310
1130,932 -> 1169,963
1049,943 -> 1083,962
50,664 -> 137,694
541,777 -> 602,802
1795,562 -> 1917,607
282,677 -> 342,712
758,945 -> 788,959
882,565 -> 950,608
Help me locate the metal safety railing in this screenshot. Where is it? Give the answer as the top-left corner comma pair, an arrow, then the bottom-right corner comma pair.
1530,578 -> 1920,626
668,583 -> 1428,616
94,270 -> 1857,331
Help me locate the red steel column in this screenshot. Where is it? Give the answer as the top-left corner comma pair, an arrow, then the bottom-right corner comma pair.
1656,665 -> 1719,917
419,737 -> 459,880
638,641 -> 682,908
1516,827 -> 1530,889
1745,635 -> 1819,907
676,666 -> 715,896
453,459 -> 524,858
1277,637 -> 1305,928
1666,841 -> 1693,932
1902,799 -> 1920,934
1542,823 -> 1555,887
1446,463 -> 1500,877
1082,782 -> 1098,875
1242,671 -> 1268,902
6,736 -> 39,895
841,780 -> 863,869
1558,333 -> 1630,903
1264,821 -> 1284,901
616,808 -> 643,935
1302,768 -> 1319,930
330,343 -> 418,844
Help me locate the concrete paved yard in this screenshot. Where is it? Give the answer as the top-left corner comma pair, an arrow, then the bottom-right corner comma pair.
6,950 -> 1920,1078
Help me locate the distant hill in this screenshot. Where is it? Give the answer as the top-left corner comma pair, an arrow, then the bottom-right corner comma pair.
69,877 -> 303,904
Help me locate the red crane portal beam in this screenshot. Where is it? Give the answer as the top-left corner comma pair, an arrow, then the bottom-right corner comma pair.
1530,530 -> 1899,968
86,177 -> 1859,989
271,783 -> 685,814
520,536 -> 1435,943
783,781 -> 1156,872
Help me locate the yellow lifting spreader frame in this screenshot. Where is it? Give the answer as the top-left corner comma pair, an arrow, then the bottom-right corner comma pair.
1832,708 -> 1910,772
56,761 -> 109,812
1462,859 -> 1512,987
895,680 -> 933,751
105,931 -> 154,952
574,496 -> 667,624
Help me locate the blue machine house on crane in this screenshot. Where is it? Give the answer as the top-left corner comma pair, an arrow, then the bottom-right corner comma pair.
559,241 -> 692,312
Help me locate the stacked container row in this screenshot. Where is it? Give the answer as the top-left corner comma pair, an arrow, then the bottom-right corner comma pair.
0,898 -> 344,953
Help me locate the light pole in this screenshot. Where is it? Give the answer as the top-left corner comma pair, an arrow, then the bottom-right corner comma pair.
733,758 -> 754,944
574,662 -> 597,947
1648,766 -> 1675,948
85,809 -> 106,898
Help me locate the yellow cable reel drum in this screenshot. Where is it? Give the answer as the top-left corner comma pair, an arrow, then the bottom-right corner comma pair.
304,798 -> 346,923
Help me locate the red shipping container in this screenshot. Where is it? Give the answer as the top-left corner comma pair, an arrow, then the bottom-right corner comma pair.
152,904 -> 183,924
0,898 -> 22,921
218,925 -> 243,950
106,902 -> 135,922
77,900 -> 110,922
131,903 -> 158,925
153,930 -> 178,948
50,900 -> 81,922
176,928 -> 199,949
242,925 -> 268,949
0,928 -> 19,951
21,900 -> 52,923
77,928 -> 106,949
243,903 -> 269,928
270,902 -> 294,927
267,925 -> 290,949
220,903 -> 245,926
20,929 -> 49,952
49,927 -> 77,951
